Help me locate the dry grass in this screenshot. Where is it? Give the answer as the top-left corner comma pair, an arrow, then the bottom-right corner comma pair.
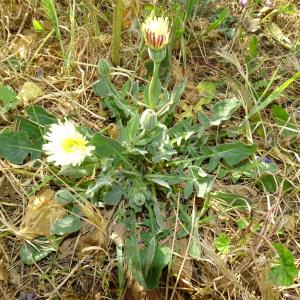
0,0 -> 299,299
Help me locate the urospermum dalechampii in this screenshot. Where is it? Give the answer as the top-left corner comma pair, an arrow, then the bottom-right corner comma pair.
142,16 -> 170,50
42,120 -> 95,167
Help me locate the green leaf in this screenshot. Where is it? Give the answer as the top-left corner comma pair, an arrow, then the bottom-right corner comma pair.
51,213 -> 81,235
268,243 -> 298,286
143,237 -> 157,277
124,113 -> 140,144
215,233 -> 230,254
58,161 -> 96,178
86,174 -> 113,197
189,225 -> 201,259
146,167 -> 212,199
0,85 -> 18,113
201,8 -> 229,36
55,189 -> 76,205
93,77 -> 111,98
272,105 -> 297,137
159,79 -> 186,118
0,131 -> 41,164
196,81 -> 217,109
103,183 -> 123,205
26,105 -> 56,126
91,133 -> 132,169
20,238 -> 58,265
207,143 -> 257,171
249,35 -> 258,61
142,246 -> 171,290
210,98 -> 242,125
256,174 -> 278,193
126,237 -> 147,288
18,117 -> 44,157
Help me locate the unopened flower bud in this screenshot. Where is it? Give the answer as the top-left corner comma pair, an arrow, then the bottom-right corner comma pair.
140,109 -> 157,132
142,16 -> 170,50
98,59 -> 111,77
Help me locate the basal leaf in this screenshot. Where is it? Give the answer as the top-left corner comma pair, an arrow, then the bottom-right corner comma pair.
91,133 -> 132,169
268,243 -> 298,286
103,183 -> 123,205
142,246 -> 171,290
51,213 -> 81,235
20,238 -> 58,265
26,105 -> 56,126
58,161 -> 96,178
126,237 -> 147,288
207,142 -> 257,171
211,98 -> 242,125
0,85 -> 18,113
124,113 -> 140,144
0,131 -> 41,164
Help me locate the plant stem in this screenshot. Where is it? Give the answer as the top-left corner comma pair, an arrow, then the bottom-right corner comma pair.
149,61 -> 160,109
112,0 -> 123,66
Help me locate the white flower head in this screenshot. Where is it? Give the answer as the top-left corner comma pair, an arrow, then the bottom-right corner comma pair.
42,120 -> 95,167
142,16 -> 170,50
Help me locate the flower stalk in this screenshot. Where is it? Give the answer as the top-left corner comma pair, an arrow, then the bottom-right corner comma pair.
149,61 -> 160,109
142,16 -> 170,109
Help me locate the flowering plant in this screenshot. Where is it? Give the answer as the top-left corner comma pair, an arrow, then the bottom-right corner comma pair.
0,13 -> 262,292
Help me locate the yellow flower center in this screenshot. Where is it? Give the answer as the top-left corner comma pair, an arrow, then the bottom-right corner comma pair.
62,137 -> 87,153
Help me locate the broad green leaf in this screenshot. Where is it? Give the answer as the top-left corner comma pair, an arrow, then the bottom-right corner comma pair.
103,183 -> 123,205
207,143 -> 257,171
215,233 -> 230,254
20,238 -> 58,265
268,243 -> 298,286
51,213 -> 81,235
0,85 -> 18,113
256,174 -> 278,193
55,189 -> 76,205
93,77 -> 111,98
211,98 -> 242,125
26,105 -> 56,126
0,131 -> 41,164
91,133 -> 132,169
18,117 -> 44,155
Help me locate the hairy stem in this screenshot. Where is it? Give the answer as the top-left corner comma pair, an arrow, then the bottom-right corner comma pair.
149,61 -> 160,109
